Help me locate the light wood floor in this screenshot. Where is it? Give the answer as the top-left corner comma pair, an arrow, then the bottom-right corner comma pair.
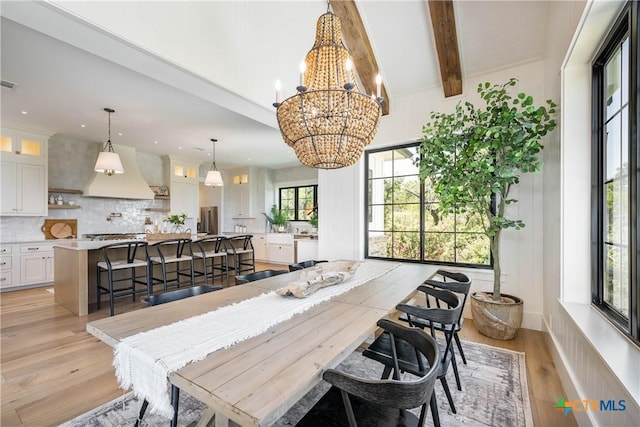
1,263 -> 577,426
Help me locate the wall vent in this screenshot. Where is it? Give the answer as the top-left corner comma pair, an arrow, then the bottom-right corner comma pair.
1,80 -> 16,89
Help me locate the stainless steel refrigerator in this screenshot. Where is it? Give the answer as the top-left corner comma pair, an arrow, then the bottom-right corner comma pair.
199,206 -> 219,235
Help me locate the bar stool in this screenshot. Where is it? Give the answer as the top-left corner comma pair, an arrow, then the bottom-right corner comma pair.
192,236 -> 229,284
148,238 -> 195,292
226,235 -> 255,276
96,240 -> 150,316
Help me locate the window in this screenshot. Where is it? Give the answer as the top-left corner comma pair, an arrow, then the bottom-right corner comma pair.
365,143 -> 490,267
591,2 -> 639,345
279,185 -> 317,221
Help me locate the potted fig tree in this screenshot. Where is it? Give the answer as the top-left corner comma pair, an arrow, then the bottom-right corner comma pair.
416,78 -> 556,339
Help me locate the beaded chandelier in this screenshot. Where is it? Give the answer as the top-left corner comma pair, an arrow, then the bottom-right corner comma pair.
273,8 -> 383,169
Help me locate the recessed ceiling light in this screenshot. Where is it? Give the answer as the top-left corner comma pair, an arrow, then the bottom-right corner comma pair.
21,111 -> 27,115
154,141 -> 159,144
80,124 -> 86,128
178,147 -> 183,150
117,132 -> 123,136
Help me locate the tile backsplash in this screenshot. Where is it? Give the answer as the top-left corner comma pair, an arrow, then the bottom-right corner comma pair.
0,197 -> 170,242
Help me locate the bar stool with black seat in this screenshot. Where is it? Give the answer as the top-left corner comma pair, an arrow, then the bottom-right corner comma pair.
192,236 -> 229,285
234,269 -> 288,285
297,319 -> 440,427
135,283 -> 223,427
96,240 -> 150,317
288,259 -> 328,272
363,287 -> 462,427
226,234 -> 255,276
147,238 -> 195,292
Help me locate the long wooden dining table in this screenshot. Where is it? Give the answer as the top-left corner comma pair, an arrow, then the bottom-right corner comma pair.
86,260 -> 437,427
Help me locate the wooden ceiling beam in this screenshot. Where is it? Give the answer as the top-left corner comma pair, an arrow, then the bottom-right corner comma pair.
330,0 -> 390,115
427,0 -> 462,97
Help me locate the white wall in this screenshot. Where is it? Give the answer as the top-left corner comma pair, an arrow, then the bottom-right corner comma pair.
320,59 -> 549,331
542,1 -> 639,426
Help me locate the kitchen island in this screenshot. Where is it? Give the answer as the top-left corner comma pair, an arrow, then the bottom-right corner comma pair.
53,238 -> 198,316
53,240 -> 122,316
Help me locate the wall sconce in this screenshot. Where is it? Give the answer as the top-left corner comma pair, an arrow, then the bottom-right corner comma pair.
233,174 -> 248,184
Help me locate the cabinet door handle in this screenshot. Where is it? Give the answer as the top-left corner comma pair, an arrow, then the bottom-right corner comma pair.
0,249 -> 6,252
0,277 -> 5,281
15,150 -> 21,155
0,262 -> 5,266
27,247 -> 40,251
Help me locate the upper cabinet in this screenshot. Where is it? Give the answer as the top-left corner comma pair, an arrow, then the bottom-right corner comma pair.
230,166 -> 257,219
0,126 -> 49,216
0,130 -> 47,163
165,156 -> 199,222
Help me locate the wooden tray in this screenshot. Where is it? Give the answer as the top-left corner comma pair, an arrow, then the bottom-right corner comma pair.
146,229 -> 192,241
41,219 -> 78,239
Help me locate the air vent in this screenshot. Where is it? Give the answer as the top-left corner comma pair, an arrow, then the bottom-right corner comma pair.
192,147 -> 205,151
1,80 -> 16,89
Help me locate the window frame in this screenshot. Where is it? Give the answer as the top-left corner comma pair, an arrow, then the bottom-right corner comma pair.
590,1 -> 639,345
278,185 -> 318,221
364,142 -> 492,269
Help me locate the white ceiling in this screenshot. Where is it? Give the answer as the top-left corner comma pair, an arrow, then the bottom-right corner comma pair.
0,1 -> 551,170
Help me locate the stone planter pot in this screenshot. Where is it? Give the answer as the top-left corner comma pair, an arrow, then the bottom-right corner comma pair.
470,292 -> 523,340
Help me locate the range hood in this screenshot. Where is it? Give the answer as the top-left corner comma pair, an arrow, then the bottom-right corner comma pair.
84,144 -> 155,199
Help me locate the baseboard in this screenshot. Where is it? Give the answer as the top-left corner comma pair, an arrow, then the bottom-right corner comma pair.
543,317 -> 595,426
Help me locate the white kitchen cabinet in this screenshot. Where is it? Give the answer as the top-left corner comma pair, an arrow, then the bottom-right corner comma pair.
0,242 -> 54,291
266,233 -> 294,264
252,234 -> 268,261
0,131 -> 47,163
165,156 -> 199,222
230,166 -> 257,219
295,239 -> 318,262
19,243 -> 55,286
0,245 -> 15,289
0,127 -> 48,217
1,162 -> 47,216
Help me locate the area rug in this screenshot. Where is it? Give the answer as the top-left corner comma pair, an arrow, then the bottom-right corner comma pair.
60,340 -> 531,427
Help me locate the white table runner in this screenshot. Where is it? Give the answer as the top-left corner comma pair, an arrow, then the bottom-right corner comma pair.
114,260 -> 398,418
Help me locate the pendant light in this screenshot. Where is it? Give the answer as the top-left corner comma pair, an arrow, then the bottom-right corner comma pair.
204,138 -> 223,186
94,107 -> 124,176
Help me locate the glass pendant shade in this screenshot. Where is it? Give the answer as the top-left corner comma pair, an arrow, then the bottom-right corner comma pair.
94,107 -> 124,176
205,138 -> 223,186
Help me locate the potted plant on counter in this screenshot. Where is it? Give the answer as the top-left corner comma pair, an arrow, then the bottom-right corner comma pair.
416,78 -> 557,340
164,212 -> 187,233
262,205 -> 288,233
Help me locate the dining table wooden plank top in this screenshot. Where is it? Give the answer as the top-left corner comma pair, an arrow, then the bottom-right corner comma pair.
86,260 -> 437,427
